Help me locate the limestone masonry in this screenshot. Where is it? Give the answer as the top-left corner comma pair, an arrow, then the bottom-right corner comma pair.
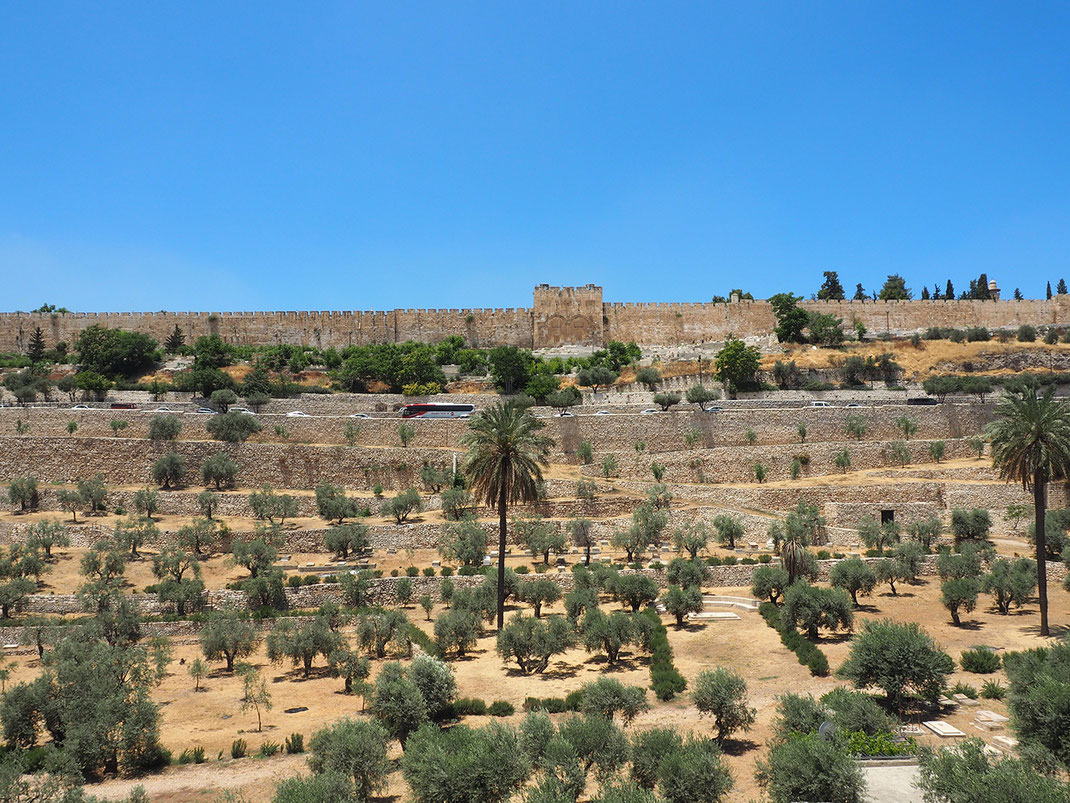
2,284 -> 1069,352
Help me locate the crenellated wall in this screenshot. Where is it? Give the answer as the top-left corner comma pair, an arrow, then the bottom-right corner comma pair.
3,286 -> 1069,352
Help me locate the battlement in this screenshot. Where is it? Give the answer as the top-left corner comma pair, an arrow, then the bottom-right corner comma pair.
0,285 -> 1065,353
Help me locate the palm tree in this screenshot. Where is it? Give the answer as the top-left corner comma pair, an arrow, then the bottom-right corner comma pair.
461,402 -> 553,629
987,387 -> 1070,636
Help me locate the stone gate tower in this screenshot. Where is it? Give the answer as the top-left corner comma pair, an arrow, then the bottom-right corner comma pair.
532,284 -> 604,348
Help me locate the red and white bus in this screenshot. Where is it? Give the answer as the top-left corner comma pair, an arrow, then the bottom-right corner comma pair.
400,403 -> 476,419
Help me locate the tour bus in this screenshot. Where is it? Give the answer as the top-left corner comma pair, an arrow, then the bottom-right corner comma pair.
400,403 -> 476,419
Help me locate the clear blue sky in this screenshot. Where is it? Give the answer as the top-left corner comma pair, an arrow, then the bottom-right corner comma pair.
2,2 -> 1068,312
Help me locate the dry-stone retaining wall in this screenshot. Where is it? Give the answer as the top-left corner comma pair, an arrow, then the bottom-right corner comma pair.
585,439 -> 977,484
0,402 -> 991,456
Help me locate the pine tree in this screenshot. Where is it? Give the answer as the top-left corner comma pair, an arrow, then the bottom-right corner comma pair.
921,286 -> 930,300
817,271 -> 845,301
945,280 -> 954,299
967,279 -> 978,299
932,285 -> 941,300
27,327 -> 45,362
1047,281 -> 1053,300
1014,288 -> 1023,301
164,324 -> 185,353
976,273 -> 991,300
853,283 -> 867,301
1058,279 -> 1068,295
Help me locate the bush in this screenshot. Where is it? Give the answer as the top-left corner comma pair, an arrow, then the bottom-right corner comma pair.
258,741 -> 281,757
755,732 -> 866,803
452,697 -> 488,716
758,602 -> 831,677
284,732 -> 304,754
231,738 -> 247,759
639,608 -> 687,701
980,680 -> 1007,700
951,681 -> 978,700
960,648 -> 1001,674
1017,324 -> 1037,342
488,700 -> 515,717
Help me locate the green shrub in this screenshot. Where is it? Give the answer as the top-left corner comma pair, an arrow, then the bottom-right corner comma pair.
515,565 -> 530,575
285,732 -> 304,754
845,730 -> 918,757
759,554 -> 772,564
980,680 -> 1007,700
440,566 -> 454,577
640,607 -> 687,701
488,700 -> 515,717
258,741 -> 281,757
951,681 -> 978,699
807,651 -> 830,677
758,601 -> 831,678
406,566 -> 419,577
453,697 -> 488,716
422,567 -> 435,577
231,738 -> 247,759
177,748 -> 195,765
960,648 -> 1001,674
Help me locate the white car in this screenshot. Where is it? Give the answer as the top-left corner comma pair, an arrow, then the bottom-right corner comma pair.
70,404 -> 93,410
594,410 -> 613,416
639,408 -> 660,415
285,411 -> 311,418
194,407 -> 218,414
154,406 -> 175,413
232,408 -> 256,415
348,413 -> 371,419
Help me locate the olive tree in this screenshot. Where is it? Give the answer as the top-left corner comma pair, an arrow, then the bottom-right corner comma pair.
837,619 -> 954,713
692,667 -> 756,744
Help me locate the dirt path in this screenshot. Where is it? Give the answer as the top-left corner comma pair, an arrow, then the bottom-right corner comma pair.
84,753 -> 307,802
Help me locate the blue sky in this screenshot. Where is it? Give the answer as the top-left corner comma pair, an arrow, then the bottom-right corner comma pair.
2,2 -> 1068,311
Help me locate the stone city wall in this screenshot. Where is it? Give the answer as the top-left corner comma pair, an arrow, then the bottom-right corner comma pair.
3,286 -> 1069,352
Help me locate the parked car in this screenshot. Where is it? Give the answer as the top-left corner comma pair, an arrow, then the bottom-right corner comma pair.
232,408 -> 255,415
286,411 -> 311,417
194,407 -> 218,414
705,405 -> 723,412
639,408 -> 660,415
810,401 -> 832,408
844,402 -> 864,408
70,404 -> 93,410
154,406 -> 175,413
348,413 -> 371,419
593,410 -> 613,416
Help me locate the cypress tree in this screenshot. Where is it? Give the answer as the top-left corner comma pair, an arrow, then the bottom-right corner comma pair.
27,327 -> 45,362
164,324 -> 185,353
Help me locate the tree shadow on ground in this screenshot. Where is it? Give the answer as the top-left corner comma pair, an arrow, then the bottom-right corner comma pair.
540,661 -> 581,680
952,619 -> 983,631
720,737 -> 760,756
1022,622 -> 1070,638
275,666 -> 334,683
